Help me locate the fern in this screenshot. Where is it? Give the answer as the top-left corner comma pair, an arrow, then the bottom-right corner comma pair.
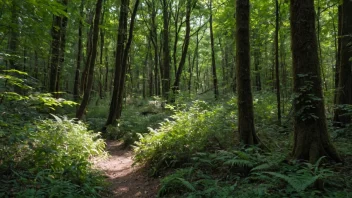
176,178 -> 196,192
264,171 -> 319,192
251,163 -> 276,172
223,159 -> 254,168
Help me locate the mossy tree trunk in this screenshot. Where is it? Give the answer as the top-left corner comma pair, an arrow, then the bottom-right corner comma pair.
289,0 -> 341,163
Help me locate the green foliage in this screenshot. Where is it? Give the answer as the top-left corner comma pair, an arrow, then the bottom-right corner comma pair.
157,151 -> 345,198
134,100 -> 235,174
29,116 -> 106,177
0,116 -> 107,197
0,75 -> 107,197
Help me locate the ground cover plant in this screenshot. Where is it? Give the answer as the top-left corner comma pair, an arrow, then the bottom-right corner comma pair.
0,72 -> 107,197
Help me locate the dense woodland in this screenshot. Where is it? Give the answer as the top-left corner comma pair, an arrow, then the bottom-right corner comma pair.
0,0 -> 352,197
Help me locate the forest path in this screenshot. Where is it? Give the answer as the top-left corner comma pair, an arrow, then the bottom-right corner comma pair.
94,140 -> 159,197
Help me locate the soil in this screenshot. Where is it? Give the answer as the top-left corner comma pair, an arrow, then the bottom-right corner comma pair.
94,140 -> 160,197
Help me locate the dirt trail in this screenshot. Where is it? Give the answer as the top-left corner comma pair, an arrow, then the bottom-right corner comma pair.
94,141 -> 159,197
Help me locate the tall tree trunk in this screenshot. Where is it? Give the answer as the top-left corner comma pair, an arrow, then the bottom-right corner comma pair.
333,0 -> 352,126
209,0 -> 219,99
9,0 -> 19,71
290,0 -> 341,163
161,0 -> 171,101
172,4 -> 182,77
56,0 -> 68,96
99,4 -> 105,99
334,5 -> 342,104
316,0 -> 328,92
9,0 -> 21,93
172,0 -> 192,102
275,0 -> 281,125
80,10 -> 94,94
49,0 -> 68,97
105,0 -> 140,127
188,53 -> 192,94
74,0 -> 85,102
104,47 -> 109,92
236,0 -> 259,145
76,0 -> 103,119
253,31 -> 261,91
49,15 -> 62,93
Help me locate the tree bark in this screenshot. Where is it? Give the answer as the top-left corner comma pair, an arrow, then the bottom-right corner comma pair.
49,14 -> 62,93
49,0 -> 68,97
56,0 -> 68,96
275,0 -> 281,125
333,0 -> 352,126
334,5 -> 342,104
76,0 -> 103,119
290,0 -> 341,163
74,0 -> 85,102
253,31 -> 261,91
8,0 -> 21,93
172,0 -> 192,102
105,0 -> 140,127
161,0 -> 171,101
236,0 -> 259,145
209,0 -> 219,99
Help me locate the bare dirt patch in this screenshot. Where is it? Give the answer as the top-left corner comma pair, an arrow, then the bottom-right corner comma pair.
94,141 -> 159,197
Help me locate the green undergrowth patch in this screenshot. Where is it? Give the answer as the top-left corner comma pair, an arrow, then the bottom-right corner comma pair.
134,100 -> 236,175
132,94 -> 351,197
0,116 -> 107,197
104,98 -> 170,146
0,71 -> 107,197
157,150 -> 349,197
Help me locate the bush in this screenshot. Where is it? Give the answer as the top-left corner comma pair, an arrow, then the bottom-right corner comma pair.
0,73 -> 107,197
0,116 -> 107,197
133,100 -> 235,175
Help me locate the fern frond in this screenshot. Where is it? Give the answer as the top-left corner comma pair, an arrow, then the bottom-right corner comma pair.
264,172 -> 319,192
176,178 -> 196,192
223,159 -> 254,168
251,163 -> 276,172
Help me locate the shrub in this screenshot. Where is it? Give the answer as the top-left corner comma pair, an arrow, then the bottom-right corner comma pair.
133,100 -> 235,174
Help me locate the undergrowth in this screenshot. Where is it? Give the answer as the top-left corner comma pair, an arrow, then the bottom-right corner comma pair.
134,100 -> 236,175
0,70 -> 107,197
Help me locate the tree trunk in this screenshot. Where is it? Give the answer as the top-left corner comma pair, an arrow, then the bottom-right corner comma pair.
56,0 -> 68,96
76,0 -> 103,119
275,0 -> 281,125
209,0 -> 219,99
253,31 -> 261,91
49,0 -> 68,97
289,0 -> 341,163
74,0 -> 85,102
80,10 -> 94,94
236,0 -> 259,145
161,0 -> 171,101
172,0 -> 192,102
9,0 -> 21,93
99,5 -> 105,99
333,0 -> 352,126
105,0 -> 140,127
334,5 -> 342,104
49,15 -> 62,94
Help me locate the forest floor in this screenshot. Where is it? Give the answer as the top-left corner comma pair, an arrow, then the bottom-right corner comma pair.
94,140 -> 160,197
